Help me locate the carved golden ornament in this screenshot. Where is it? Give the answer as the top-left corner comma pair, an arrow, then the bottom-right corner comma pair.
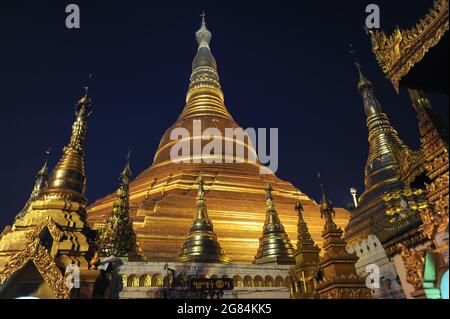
420,195 -> 449,239
399,243 -> 425,291
368,0 -> 449,92
26,216 -> 64,243
317,285 -> 371,299
0,238 -> 71,299
0,217 -> 72,298
390,145 -> 425,186
383,187 -> 429,225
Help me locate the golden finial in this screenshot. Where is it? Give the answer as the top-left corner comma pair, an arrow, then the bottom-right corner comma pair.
126,147 -> 131,163
200,10 -> 206,26
195,11 -> 212,49
266,181 -> 274,200
38,148 -> 51,176
77,74 -> 93,109
317,171 -> 333,214
317,179 -> 336,230
121,147 -> 132,179
197,170 -> 205,195
295,193 -> 304,217
349,45 -> 372,91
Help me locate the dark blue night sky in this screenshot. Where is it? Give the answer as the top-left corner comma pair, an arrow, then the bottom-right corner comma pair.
0,0 -> 448,228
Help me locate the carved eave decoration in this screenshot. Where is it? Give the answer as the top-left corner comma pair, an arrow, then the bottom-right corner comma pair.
315,273 -> 372,299
399,243 -> 427,291
390,145 -> 426,186
0,218 -> 70,299
372,188 -> 431,256
26,216 -> 64,242
368,0 -> 449,92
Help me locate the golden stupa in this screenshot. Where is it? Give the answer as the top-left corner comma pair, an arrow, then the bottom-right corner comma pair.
87,15 -> 350,263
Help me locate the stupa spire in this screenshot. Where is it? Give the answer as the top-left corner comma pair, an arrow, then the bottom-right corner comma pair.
352,60 -> 411,204
179,13 -> 233,120
178,172 -> 230,263
354,60 -> 383,117
289,198 -> 320,299
43,86 -> 93,203
14,157 -> 49,221
295,198 -> 317,250
315,184 -> 371,299
98,150 -> 141,259
254,182 -> 295,264
0,82 -> 96,277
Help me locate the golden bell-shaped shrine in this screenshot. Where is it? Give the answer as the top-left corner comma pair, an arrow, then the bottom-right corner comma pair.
254,183 -> 296,264
178,172 -> 230,263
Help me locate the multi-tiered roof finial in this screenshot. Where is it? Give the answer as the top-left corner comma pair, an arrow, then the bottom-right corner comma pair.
315,183 -> 372,299
254,181 -> 295,264
289,195 -> 321,299
178,171 -> 230,263
295,196 -> 317,250
319,184 -> 338,232
121,147 -> 132,179
349,45 -> 373,93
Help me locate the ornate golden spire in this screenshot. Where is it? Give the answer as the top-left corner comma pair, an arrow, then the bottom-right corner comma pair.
366,0 -> 449,93
178,172 -> 230,263
43,87 -> 92,203
98,150 -> 141,259
355,61 -> 374,99
354,62 -> 411,204
179,13 -> 233,120
14,158 -> 49,221
295,198 -> 317,250
315,185 -> 372,299
289,198 -> 321,299
254,182 -> 295,264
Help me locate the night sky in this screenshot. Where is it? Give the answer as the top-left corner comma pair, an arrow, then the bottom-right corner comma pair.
0,1 -> 448,228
